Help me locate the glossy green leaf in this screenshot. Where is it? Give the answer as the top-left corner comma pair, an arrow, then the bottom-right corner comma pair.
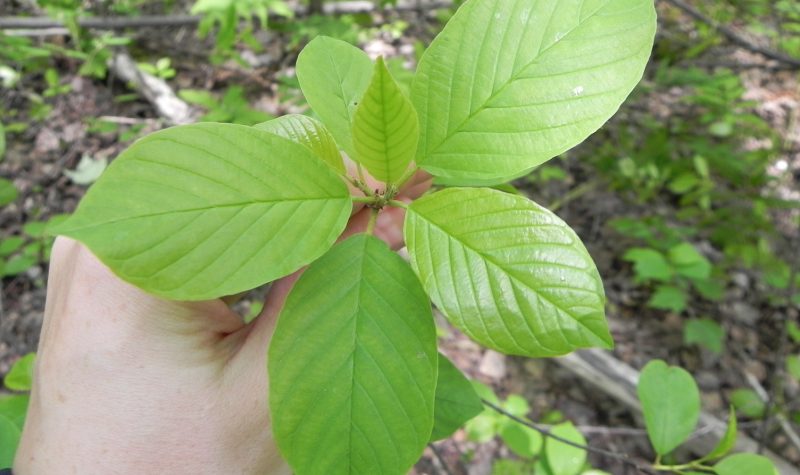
430,353 -> 483,441
500,422 -> 543,458
269,235 -> 437,475
51,123 -> 351,300
544,422 -> 586,475
254,114 -> 345,173
412,0 -> 657,183
405,187 -> 611,357
0,178 -> 17,206
700,406 -> 737,461
352,57 -> 419,183
683,318 -> 724,354
296,36 -> 373,159
3,353 -> 35,391
714,453 -> 778,475
637,360 -> 700,455
0,413 -> 21,468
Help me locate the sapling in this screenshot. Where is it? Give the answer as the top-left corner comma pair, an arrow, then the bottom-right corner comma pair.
51,0 -> 657,472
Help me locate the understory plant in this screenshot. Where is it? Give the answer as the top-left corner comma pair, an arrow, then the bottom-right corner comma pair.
50,0 -> 657,472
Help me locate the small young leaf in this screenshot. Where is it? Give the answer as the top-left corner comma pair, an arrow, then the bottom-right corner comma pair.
269,235 -> 437,475
668,242 -> 711,280
0,413 -> 21,468
714,453 -> 778,475
430,353 -> 483,441
637,360 -> 700,455
254,114 -> 345,173
544,422 -> 587,475
700,406 -> 737,461
296,36 -> 373,159
3,353 -> 35,391
683,318 -> 724,354
730,389 -> 766,419
405,187 -> 611,357
500,422 -> 543,459
352,57 -> 419,183
648,285 -> 687,313
51,123 -> 351,300
622,248 -> 673,282
0,237 -> 24,257
0,177 -> 18,206
412,0 -> 657,183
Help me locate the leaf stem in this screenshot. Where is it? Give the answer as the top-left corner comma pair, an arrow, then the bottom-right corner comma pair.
356,162 -> 367,183
365,208 -> 379,235
351,196 -> 373,204
346,176 -> 374,196
387,199 -> 408,209
395,165 -> 419,189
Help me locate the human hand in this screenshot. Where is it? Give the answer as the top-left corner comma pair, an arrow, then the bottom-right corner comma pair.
14,168 -> 431,475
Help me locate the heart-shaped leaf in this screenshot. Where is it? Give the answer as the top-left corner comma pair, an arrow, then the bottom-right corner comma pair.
430,353 -> 483,441
297,36 -> 373,159
637,360 -> 700,455
352,57 -> 419,183
51,123 -> 351,300
405,187 -> 611,357
269,235 -> 437,475
714,453 -> 778,475
412,0 -> 657,183
254,114 -> 345,173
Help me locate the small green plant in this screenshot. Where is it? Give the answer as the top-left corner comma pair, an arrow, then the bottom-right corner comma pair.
0,353 -> 35,467
637,360 -> 778,474
137,57 -> 177,80
51,0 -> 657,472
179,86 -> 272,125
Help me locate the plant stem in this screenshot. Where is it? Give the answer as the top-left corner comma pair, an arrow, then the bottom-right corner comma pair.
351,196 -> 373,204
365,208 -> 379,235
652,461 -> 716,473
387,199 -> 408,209
356,162 -> 367,183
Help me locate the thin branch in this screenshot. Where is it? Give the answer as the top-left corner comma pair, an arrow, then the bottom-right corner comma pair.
427,443 -> 455,475
659,0 -> 800,68
481,399 -> 658,474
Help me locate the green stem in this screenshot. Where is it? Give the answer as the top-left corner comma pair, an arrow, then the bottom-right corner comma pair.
365,208 -> 379,235
351,196 -> 373,204
387,199 -> 408,209
651,461 -> 716,473
356,163 -> 367,183
395,166 -> 419,189
346,176 -> 374,196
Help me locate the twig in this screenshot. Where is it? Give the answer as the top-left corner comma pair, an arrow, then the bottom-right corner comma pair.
548,178 -> 600,212
660,0 -> 800,69
427,442 -> 455,475
481,399 -> 658,474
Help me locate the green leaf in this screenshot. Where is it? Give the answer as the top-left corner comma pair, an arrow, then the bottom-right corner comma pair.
700,406 -> 737,461
63,154 -> 108,185
683,318 -> 724,354
637,360 -> 700,455
622,248 -> 673,282
714,453 -> 778,475
500,422 -> 543,459
668,243 -> 711,280
405,187 -> 611,357
648,285 -> 687,313
0,413 -> 21,468
0,177 -> 18,206
787,321 -> 800,343
3,353 -> 35,391
0,394 -> 29,428
502,395 -> 530,418
411,0 -> 657,183
269,235 -> 438,475
50,123 -> 351,300
0,237 -> 24,257
254,114 -> 345,173
352,57 -> 419,183
296,36 -> 373,159
430,353 -> 484,441
544,422 -> 586,475
787,354 -> 800,381
730,389 -> 765,419
2,255 -> 36,277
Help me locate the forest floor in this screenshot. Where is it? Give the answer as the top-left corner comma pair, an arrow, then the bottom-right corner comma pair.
1,2 -> 800,474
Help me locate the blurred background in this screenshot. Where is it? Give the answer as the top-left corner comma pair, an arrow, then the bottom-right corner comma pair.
0,0 -> 799,473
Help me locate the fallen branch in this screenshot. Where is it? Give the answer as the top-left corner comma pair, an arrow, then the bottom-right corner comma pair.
660,0 -> 800,69
108,51 -> 196,125
552,349 -> 800,475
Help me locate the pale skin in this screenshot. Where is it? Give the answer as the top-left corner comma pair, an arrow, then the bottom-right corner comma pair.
14,167 -> 431,475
